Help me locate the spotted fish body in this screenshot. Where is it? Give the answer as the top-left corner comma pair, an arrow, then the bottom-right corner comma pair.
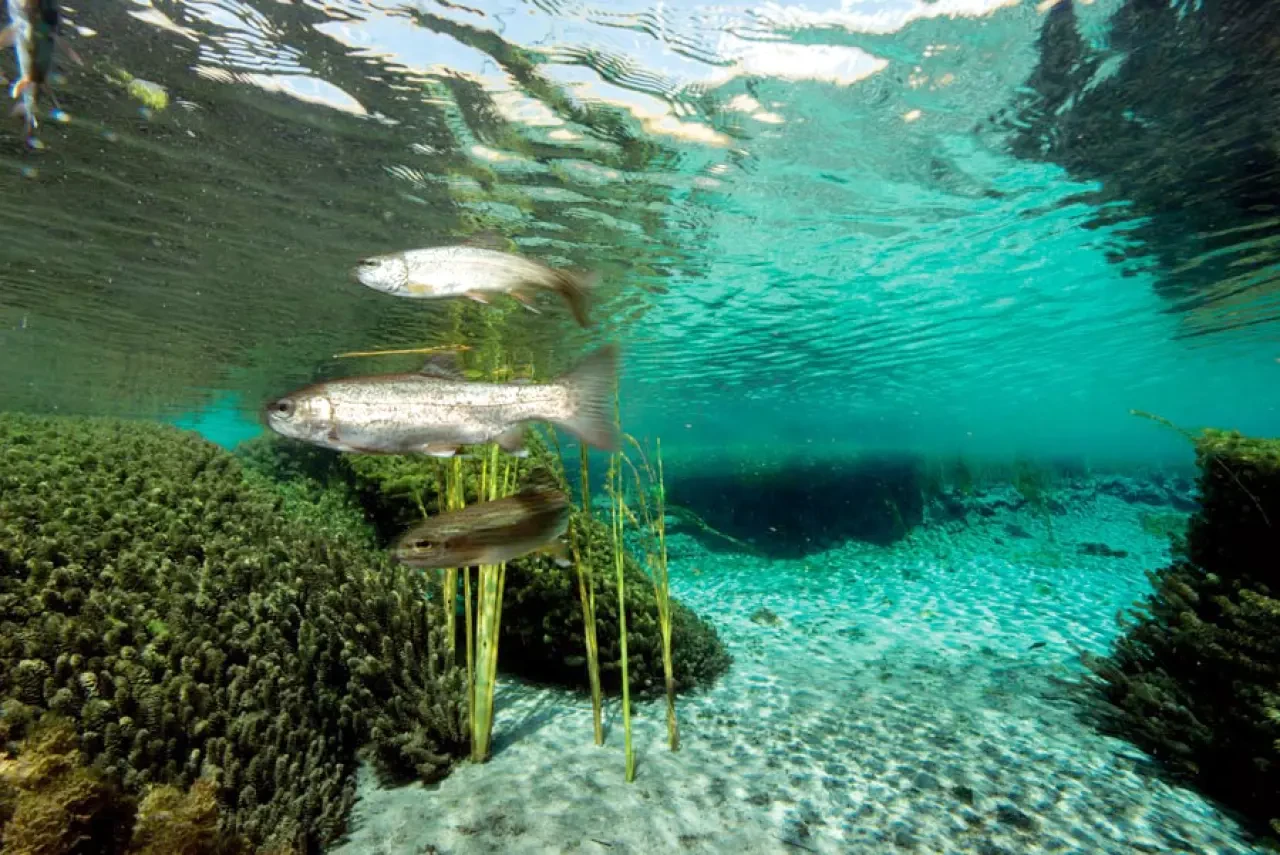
393,483 -> 572,570
264,345 -> 619,457
353,242 -> 598,327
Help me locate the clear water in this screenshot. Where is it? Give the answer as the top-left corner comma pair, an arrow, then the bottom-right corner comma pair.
2,0 -> 1278,852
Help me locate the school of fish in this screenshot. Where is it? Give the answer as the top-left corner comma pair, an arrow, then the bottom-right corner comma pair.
4,8 -> 619,570
269,228 -> 619,568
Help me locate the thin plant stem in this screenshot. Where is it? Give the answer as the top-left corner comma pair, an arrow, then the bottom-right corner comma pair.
619,435 -> 679,751
471,443 -> 512,762
574,441 -> 603,744
571,518 -> 604,746
655,437 -> 678,751
610,454 -> 636,782
580,442 -> 592,520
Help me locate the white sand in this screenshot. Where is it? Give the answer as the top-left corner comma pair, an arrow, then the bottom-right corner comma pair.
331,495 -> 1264,854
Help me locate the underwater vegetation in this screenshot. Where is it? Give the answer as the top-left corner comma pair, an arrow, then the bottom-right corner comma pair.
1088,428 -> 1280,835
0,713 -> 260,854
0,413 -> 468,852
235,432 -> 731,701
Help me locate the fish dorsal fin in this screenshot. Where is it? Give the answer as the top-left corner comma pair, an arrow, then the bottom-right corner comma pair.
420,351 -> 465,380
463,229 -> 510,252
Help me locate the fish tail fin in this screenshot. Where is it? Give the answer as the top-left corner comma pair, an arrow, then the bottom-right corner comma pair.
551,344 -> 620,452
550,269 -> 599,328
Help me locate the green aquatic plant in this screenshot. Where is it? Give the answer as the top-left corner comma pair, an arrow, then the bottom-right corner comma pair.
0,414 -> 467,851
1013,458 -> 1056,542
951,456 -> 976,496
0,713 -> 264,855
235,433 -> 731,700
606,452 -> 636,782
469,444 -> 518,763
1139,509 -> 1187,541
1088,425 -> 1280,835
0,714 -> 135,855
573,442 -> 605,746
623,435 -> 679,752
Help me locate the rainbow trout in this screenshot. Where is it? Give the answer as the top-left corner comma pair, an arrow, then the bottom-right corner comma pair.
264,345 -> 620,456
394,481 -> 572,570
353,235 -> 598,327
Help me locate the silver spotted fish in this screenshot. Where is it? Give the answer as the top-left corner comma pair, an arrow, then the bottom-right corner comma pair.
353,234 -> 599,327
264,345 -> 620,457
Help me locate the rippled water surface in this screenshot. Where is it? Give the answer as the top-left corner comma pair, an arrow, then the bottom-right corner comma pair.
0,0 -> 1276,460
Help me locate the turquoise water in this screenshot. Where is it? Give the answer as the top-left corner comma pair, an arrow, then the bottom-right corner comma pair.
2,0 -> 1278,852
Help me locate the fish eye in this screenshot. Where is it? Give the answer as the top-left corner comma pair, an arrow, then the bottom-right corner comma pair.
270,399 -> 295,417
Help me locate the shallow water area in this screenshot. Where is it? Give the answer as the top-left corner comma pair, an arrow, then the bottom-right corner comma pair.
335,495 -> 1261,855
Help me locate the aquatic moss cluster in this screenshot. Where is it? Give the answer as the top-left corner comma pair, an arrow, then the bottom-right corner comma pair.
1089,429 -> 1280,834
0,413 -> 467,852
237,433 -> 731,698
0,713 -> 256,855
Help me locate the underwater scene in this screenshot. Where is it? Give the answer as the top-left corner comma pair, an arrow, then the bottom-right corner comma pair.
1,0 -> 1278,852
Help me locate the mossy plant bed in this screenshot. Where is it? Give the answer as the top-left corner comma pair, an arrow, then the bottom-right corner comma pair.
0,413 -> 467,852
1088,429 -> 1280,837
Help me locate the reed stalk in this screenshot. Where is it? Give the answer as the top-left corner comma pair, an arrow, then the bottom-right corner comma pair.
572,442 -> 604,745
654,438 -> 678,751
621,436 -> 678,752
608,453 -> 636,781
470,443 -> 513,762
440,456 -> 466,664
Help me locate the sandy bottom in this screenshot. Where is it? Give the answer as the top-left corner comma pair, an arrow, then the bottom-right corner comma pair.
330,496 -> 1264,854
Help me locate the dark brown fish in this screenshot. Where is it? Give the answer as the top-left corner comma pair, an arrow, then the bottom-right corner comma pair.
393,481 -> 572,570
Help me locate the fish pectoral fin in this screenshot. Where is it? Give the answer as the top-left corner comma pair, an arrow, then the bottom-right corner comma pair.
543,539 -> 572,567
495,425 -> 528,457
511,290 -> 542,313
419,442 -> 462,458
0,26 -> 14,49
419,350 -> 465,379
464,290 -> 492,305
